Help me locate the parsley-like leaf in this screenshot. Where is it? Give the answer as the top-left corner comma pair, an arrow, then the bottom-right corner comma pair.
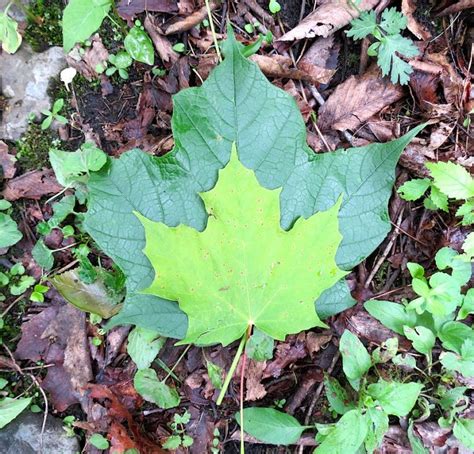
346,10 -> 378,40
377,34 -> 419,84
379,7 -> 408,35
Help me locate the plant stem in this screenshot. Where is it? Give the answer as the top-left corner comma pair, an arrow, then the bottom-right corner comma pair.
163,344 -> 191,383
205,0 -> 222,62
239,326 -> 251,454
216,330 -> 248,405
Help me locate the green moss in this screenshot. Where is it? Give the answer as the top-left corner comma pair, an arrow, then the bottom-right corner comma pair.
24,0 -> 63,52
16,122 -> 58,170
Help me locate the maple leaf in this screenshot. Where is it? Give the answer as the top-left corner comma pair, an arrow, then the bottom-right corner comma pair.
135,147 -> 346,346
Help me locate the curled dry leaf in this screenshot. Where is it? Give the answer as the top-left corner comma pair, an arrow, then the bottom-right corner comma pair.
2,169 -> 62,201
276,0 -> 379,47
317,70 -> 404,131
401,0 -> 432,40
164,0 -> 220,35
143,15 -> 179,66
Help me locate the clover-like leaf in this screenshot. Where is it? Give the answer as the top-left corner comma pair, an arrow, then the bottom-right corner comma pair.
137,148 -> 346,346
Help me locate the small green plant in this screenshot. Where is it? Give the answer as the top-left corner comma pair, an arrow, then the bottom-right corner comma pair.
124,20 -> 154,65
41,98 -> 68,130
172,42 -> 185,53
398,161 -> 474,225
347,7 -> 419,85
162,411 -> 193,450
268,0 -> 281,14
0,200 -> 22,249
0,264 -> 35,302
89,433 -> 109,450
106,51 -> 132,79
211,428 -> 220,454
62,415 -> 76,437
0,3 -> 22,53
236,330 -> 423,452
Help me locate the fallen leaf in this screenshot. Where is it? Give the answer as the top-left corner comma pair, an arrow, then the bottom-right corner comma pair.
429,121 -> 455,150
305,332 -> 332,357
317,70 -> 404,131
298,35 -> 340,85
15,307 -> 59,362
51,269 -> 122,318
409,70 -> 440,109
0,141 -> 16,179
402,0 -> 432,40
245,359 -> 267,401
16,303 -> 93,411
2,169 -> 62,201
276,0 -> 379,47
164,0 -> 220,35
263,336 -> 307,378
117,0 -> 178,22
144,15 -> 179,66
42,304 -> 93,410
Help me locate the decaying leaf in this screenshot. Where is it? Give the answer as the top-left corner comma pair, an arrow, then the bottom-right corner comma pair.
276,0 -> 379,46
51,269 -> 122,319
2,169 -> 62,201
318,70 -> 404,131
138,148 -> 346,346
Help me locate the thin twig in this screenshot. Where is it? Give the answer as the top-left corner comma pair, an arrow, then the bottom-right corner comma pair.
206,0 -> 222,62
364,209 -> 404,288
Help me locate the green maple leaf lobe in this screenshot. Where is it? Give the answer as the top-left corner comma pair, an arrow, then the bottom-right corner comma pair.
136,148 -> 346,346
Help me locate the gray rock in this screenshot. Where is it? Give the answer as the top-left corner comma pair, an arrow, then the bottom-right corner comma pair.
0,411 -> 80,454
0,44 -> 66,141
0,0 -> 30,22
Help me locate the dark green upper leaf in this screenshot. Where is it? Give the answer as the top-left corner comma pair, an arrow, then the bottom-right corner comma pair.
85,30 -> 423,338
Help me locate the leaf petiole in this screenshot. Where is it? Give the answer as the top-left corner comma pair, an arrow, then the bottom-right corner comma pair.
216,327 -> 250,406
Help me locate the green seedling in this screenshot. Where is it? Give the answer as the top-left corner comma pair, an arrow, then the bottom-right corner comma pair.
347,7 -> 419,85
162,411 -> 193,450
41,98 -> 67,130
106,51 -> 133,79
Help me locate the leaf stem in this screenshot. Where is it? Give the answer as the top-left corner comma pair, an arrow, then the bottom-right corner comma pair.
216,329 -> 249,405
205,0 -> 222,62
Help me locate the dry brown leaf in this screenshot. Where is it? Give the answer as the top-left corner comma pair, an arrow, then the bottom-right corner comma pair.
305,332 -> 332,357
164,0 -> 220,35
66,35 -> 109,80
429,121 -> 455,149
409,70 -> 440,109
2,169 -> 62,201
144,15 -> 179,66
298,35 -> 340,85
401,0 -> 432,40
0,141 -> 16,179
245,360 -> 267,401
317,71 -> 404,131
276,0 -> 379,46
16,304 -> 92,412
